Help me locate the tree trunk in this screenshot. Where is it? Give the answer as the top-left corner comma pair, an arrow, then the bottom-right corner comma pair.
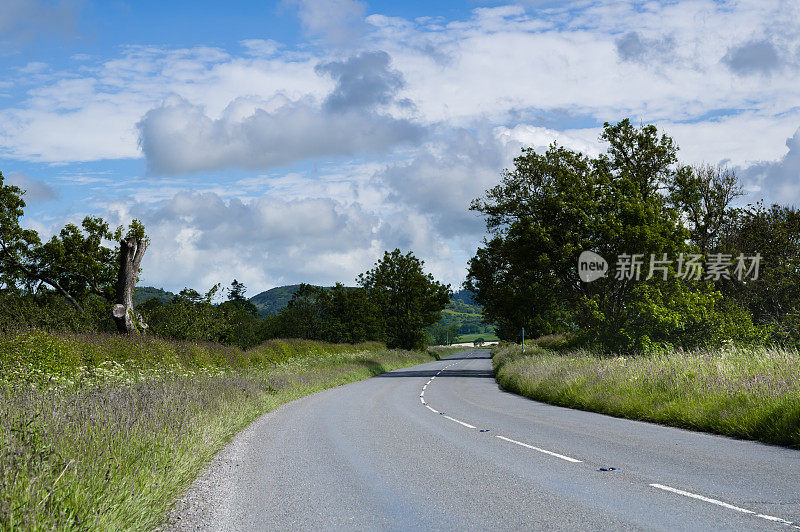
113,237 -> 147,334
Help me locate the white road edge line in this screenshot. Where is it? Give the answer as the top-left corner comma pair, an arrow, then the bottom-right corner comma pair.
425,405 -> 438,413
649,484 -> 797,527
495,435 -> 582,463
442,415 -> 476,429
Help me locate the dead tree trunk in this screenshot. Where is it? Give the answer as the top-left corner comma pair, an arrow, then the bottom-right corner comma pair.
113,237 -> 147,334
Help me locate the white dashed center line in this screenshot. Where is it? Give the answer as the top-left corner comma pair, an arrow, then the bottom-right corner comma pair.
442,415 -> 476,429
495,435 -> 583,463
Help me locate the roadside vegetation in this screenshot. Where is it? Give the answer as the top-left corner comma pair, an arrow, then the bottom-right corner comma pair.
493,340 -> 800,448
0,329 -> 438,530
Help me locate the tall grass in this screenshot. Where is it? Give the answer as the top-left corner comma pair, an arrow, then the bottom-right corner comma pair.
493,343 -> 800,447
0,330 -> 436,530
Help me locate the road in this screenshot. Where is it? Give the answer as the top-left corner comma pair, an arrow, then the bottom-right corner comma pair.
168,349 -> 800,531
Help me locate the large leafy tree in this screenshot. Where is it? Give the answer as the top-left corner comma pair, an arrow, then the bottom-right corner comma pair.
467,120 -> 722,352
0,171 -> 147,333
358,249 -> 451,350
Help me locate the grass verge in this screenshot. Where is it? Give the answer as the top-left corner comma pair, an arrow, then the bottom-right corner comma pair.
492,343 -> 800,448
0,330 -> 438,530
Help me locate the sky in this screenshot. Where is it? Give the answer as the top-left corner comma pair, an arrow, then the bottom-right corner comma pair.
2,0 -> 799,296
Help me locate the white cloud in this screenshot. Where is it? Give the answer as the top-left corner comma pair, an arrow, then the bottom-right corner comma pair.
137,50 -> 424,174
0,45 -> 325,162
3,1 -> 800,167
136,93 -> 422,174
288,0 -> 368,47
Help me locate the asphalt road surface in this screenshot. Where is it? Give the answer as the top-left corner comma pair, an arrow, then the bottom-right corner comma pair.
169,349 -> 800,531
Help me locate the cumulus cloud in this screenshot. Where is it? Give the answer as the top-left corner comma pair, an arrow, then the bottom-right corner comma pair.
7,0 -> 800,292
742,126 -> 800,204
137,95 -> 421,175
288,0 -> 367,47
722,39 -> 782,75
137,51 -> 423,174
4,171 -> 57,202
615,31 -> 675,64
5,1 -> 800,165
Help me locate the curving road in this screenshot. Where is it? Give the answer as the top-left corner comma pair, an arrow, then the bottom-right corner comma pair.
169,349 -> 800,531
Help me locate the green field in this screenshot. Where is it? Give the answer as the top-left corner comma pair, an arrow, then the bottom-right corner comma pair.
457,332 -> 499,343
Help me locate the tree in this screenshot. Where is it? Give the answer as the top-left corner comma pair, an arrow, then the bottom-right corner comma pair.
228,279 -> 248,302
268,283 -> 383,344
467,120 -> 722,352
113,220 -> 148,333
358,249 -> 451,350
322,283 -> 382,344
0,171 -> 148,333
669,164 -> 742,256
428,323 -> 460,345
222,279 -> 259,315
720,204 -> 800,343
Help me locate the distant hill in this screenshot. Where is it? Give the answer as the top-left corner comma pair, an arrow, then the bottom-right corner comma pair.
135,284 -> 319,315
451,289 -> 476,305
249,284 -> 305,316
437,296 -> 495,337
134,286 -> 176,305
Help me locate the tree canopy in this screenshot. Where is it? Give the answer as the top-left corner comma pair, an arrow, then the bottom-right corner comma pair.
466,119 -> 777,352
358,249 -> 451,350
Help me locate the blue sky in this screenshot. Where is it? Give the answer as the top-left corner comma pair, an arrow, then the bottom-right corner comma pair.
2,0 -> 799,295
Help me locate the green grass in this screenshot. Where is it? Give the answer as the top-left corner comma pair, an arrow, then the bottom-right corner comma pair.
492,343 -> 800,448
0,330 -> 437,530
